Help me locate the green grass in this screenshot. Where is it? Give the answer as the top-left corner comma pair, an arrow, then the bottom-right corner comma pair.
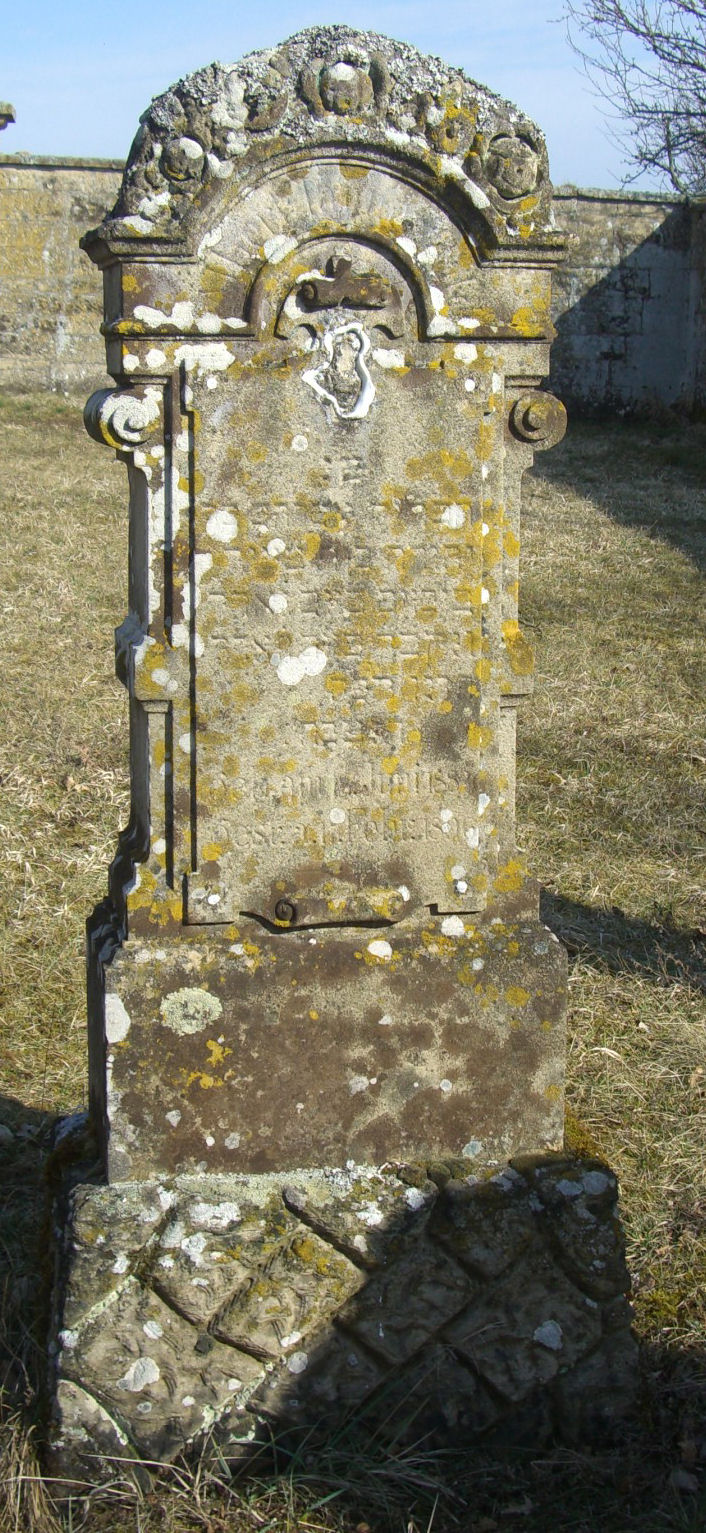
0,396 -> 704,1531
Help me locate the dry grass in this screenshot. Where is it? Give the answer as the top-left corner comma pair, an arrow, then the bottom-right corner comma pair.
0,395 -> 704,1530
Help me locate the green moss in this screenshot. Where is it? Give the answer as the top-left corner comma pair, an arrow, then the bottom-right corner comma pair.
564,1108 -> 602,1160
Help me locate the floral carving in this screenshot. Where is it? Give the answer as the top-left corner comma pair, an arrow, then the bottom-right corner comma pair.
415,86 -> 475,158
94,28 -> 555,248
484,133 -> 540,199
161,136 -> 205,184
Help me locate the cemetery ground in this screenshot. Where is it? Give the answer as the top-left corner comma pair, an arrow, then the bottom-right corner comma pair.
0,391 -> 704,1532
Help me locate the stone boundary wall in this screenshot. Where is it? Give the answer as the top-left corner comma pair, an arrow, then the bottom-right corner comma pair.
1,155 -> 704,412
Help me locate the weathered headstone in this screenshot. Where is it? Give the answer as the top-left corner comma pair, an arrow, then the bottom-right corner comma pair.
48,28 -> 635,1483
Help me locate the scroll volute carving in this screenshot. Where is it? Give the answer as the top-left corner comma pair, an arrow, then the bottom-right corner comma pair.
509,391 -> 567,451
84,386 -> 163,452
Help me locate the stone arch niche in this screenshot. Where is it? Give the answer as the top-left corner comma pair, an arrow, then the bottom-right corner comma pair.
82,25 -> 569,1181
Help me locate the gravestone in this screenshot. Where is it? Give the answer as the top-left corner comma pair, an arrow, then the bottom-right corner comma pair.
48,28 -> 636,1484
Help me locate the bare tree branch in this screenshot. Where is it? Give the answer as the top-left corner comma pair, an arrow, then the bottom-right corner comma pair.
565,0 -> 706,191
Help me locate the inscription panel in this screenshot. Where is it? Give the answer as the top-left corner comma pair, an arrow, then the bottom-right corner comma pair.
184,330 -> 504,923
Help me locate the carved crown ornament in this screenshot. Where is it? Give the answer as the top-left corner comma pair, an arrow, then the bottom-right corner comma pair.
81,25 -> 562,266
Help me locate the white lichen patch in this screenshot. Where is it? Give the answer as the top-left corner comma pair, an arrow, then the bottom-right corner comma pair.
276,646 -> 327,686
291,434 -> 308,452
268,592 -> 288,614
454,342 -> 478,363
105,995 -> 131,1045
267,537 -> 286,557
533,1320 -> 564,1350
582,1170 -> 611,1196
367,939 -> 392,960
358,1200 -> 384,1227
348,1075 -> 369,1095
372,347 -> 406,369
180,1231 -> 207,1263
206,508 -> 238,542
188,1200 -> 241,1228
174,341 -> 233,375
329,806 -> 346,824
441,915 -> 465,938
159,988 -> 223,1035
263,233 -> 298,263
441,504 -> 465,529
118,1357 -> 160,1393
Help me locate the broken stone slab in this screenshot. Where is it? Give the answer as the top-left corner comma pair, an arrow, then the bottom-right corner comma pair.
47,1158 -> 637,1488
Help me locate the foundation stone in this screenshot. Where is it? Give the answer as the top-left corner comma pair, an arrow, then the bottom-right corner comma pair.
48,26 -> 636,1482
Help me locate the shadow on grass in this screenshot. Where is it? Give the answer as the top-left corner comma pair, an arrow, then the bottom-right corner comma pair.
533,420 -> 706,575
540,890 -> 706,994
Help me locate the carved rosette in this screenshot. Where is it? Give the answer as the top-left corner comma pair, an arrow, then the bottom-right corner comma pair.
84,387 -> 163,451
510,392 -> 567,450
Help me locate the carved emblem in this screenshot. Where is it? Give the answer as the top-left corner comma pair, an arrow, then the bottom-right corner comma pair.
243,66 -> 289,132
484,133 -> 539,199
415,86 -> 474,157
278,253 -> 406,339
302,323 -> 376,419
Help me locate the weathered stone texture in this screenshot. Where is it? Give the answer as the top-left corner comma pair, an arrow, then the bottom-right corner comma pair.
48,1158 -> 636,1486
0,155 -> 121,391
79,24 -> 568,1180
100,909 -> 566,1179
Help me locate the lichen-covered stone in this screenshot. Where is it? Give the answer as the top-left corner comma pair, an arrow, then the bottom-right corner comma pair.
79,26 -> 570,1180
48,1159 -> 637,1485
44,28 -> 628,1490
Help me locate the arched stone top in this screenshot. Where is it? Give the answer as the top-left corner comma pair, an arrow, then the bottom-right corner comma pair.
83,25 -> 563,265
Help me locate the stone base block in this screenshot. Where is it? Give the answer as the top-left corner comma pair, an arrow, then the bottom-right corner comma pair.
94,906 -> 567,1180
47,1154 -> 637,1488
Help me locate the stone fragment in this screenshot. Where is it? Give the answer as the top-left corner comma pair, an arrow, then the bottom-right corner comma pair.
337,1240 -> 473,1365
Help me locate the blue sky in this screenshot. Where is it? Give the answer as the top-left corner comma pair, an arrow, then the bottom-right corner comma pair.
2,0 -> 656,190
